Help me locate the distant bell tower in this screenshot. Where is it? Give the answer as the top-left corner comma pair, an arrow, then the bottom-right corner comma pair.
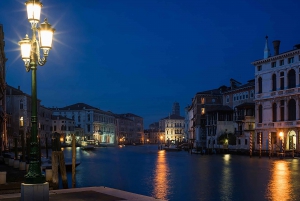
264,35 -> 270,59
172,102 -> 180,116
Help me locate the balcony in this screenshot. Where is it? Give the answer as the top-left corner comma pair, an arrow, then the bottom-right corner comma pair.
286,88 -> 295,94
256,120 -> 300,129
256,87 -> 300,100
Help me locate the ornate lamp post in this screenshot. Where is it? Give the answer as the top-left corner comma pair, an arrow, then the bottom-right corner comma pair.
18,0 -> 55,184
279,131 -> 284,159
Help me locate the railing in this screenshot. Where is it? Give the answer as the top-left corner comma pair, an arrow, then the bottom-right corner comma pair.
286,88 -> 295,94
285,121 -> 293,126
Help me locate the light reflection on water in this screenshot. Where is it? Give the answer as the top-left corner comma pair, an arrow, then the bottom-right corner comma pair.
266,160 -> 292,201
220,154 -> 233,201
152,150 -> 169,200
53,146 -> 300,201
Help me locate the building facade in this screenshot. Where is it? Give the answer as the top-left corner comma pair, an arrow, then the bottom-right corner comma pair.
252,38 -> 300,154
206,105 -> 234,151
115,114 -> 134,145
0,24 -> 6,151
187,87 -> 224,149
6,85 -> 33,148
160,114 -> 185,145
52,115 -> 75,145
223,79 -> 255,150
147,122 -> 164,144
39,105 -> 53,147
52,103 -> 116,145
117,113 -> 144,144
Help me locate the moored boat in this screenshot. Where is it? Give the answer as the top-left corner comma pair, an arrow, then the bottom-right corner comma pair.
41,158 -> 81,171
81,144 -> 95,150
163,145 -> 181,151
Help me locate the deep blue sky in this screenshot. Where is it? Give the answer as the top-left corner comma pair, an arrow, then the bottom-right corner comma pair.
1,0 -> 300,128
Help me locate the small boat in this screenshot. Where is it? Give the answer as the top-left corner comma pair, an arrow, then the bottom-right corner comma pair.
41,159 -> 81,171
163,145 -> 181,152
81,144 -> 95,150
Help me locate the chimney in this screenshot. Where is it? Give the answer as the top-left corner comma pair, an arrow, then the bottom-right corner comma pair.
272,40 -> 280,56
18,86 -> 20,90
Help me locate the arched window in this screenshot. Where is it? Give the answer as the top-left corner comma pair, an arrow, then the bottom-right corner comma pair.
280,100 -> 285,121
20,99 -> 24,110
272,103 -> 277,122
258,77 -> 262,94
272,74 -> 277,91
288,99 -> 296,120
288,69 -> 296,88
258,105 -> 263,123
280,72 -> 284,90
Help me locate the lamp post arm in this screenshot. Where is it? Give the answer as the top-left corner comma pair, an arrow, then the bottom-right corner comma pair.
38,56 -> 47,66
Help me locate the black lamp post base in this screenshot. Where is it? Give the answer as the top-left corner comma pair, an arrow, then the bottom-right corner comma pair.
25,161 -> 45,184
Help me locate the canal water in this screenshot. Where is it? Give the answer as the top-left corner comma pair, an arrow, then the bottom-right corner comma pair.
54,145 -> 300,201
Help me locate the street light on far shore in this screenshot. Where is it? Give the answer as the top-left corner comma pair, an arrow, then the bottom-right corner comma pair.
18,0 -> 55,184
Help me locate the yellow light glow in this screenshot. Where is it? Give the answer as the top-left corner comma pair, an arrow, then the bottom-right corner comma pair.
26,0 -> 42,23
279,132 -> 283,137
153,151 -> 169,200
267,160 -> 291,200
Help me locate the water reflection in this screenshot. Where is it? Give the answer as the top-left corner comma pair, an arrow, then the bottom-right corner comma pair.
220,154 -> 232,200
267,160 -> 292,201
152,150 -> 169,200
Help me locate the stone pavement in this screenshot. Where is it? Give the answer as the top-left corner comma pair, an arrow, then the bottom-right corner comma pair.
0,186 -> 165,201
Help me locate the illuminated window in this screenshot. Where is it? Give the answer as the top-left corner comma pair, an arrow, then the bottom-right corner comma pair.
201,108 -> 205,115
19,117 -> 24,127
201,98 -> 205,104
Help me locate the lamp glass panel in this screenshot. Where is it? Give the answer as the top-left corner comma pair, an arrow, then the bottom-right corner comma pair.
26,2 -> 41,22
39,30 -> 53,49
20,43 -> 31,59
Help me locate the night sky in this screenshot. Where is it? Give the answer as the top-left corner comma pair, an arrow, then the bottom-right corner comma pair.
1,0 -> 300,128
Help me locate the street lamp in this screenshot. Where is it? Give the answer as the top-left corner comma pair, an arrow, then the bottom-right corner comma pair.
18,0 -> 55,184
279,132 -> 284,153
